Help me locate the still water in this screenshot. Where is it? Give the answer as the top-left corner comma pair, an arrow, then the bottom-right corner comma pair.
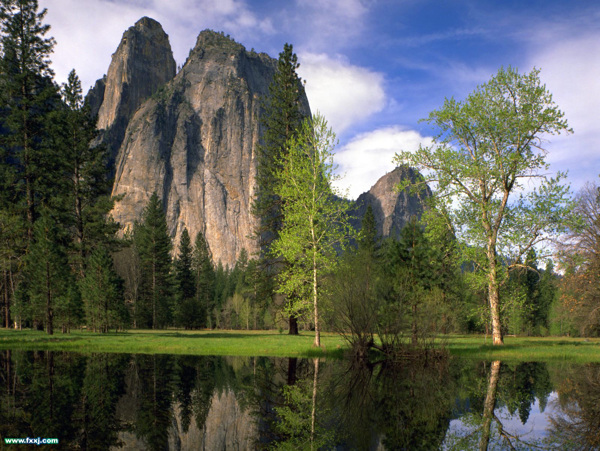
0,350 -> 598,450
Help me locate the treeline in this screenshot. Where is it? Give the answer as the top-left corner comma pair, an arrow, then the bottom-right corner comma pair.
112,192 -> 283,331
0,2 -> 120,334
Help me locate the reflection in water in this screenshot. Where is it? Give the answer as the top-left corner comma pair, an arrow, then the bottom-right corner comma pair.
0,350 -> 599,449
480,360 -> 501,451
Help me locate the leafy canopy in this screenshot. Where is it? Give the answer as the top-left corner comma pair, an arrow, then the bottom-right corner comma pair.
394,66 -> 574,271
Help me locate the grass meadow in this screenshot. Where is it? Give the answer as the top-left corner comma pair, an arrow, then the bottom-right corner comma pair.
1,329 -> 600,362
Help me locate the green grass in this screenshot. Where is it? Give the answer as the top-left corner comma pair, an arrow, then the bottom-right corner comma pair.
1,329 -> 599,362
0,328 -> 347,358
445,334 -> 600,363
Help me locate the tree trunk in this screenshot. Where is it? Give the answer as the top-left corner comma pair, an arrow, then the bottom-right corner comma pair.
288,314 -> 298,335
152,261 -> 156,330
3,268 -> 11,328
46,262 -> 53,335
313,250 -> 320,348
479,360 -> 501,451
487,248 -> 503,345
411,303 -> 418,346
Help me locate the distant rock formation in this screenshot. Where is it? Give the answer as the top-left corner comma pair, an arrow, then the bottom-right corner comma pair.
90,18 -> 428,267
352,166 -> 431,238
108,28 -> 310,266
92,17 -> 177,164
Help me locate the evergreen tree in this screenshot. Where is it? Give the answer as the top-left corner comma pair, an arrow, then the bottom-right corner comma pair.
21,212 -> 74,334
358,204 -> 378,254
384,217 -> 441,345
174,228 -> 200,328
134,193 -> 173,329
192,231 -> 214,328
252,43 -> 307,334
0,0 -> 59,241
79,245 -> 127,332
50,69 -> 116,274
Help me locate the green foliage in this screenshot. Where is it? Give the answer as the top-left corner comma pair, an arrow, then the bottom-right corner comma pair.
79,246 -> 127,332
174,228 -> 202,329
134,193 -> 173,329
273,114 -> 354,346
49,69 -> 117,273
358,204 -> 378,253
252,43 -> 307,331
394,66 -> 574,344
19,212 -> 76,334
0,0 -> 59,239
192,231 -> 214,328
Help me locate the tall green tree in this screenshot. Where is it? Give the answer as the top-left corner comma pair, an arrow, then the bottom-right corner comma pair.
174,228 -> 200,328
21,212 -> 75,334
134,193 -> 173,329
79,245 -> 126,332
50,69 -> 116,274
384,217 -> 441,345
192,231 -> 214,328
0,0 -> 58,241
252,43 -> 307,334
273,114 -> 354,347
394,67 -> 573,345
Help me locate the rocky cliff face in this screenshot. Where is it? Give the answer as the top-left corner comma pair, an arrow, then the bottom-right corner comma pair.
95,18 -> 426,267
93,17 -> 177,163
352,166 -> 431,238
109,29 -> 310,266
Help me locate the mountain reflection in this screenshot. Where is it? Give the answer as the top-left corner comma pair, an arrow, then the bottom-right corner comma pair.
0,350 -> 599,450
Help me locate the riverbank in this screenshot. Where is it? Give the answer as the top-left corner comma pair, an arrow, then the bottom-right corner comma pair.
1,329 -> 599,361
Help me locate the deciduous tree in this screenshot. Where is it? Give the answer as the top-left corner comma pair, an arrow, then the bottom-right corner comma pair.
273,114 -> 354,347
394,67 -> 573,345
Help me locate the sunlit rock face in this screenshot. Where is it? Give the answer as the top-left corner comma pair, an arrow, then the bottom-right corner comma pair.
109,28 -> 310,266
92,18 -> 427,267
352,166 -> 431,238
92,17 -> 177,164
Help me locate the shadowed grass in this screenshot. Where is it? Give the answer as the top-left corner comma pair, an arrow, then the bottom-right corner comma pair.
1,329 -> 599,361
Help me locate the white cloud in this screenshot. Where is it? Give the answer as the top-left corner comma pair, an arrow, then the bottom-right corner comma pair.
528,32 -> 600,188
297,53 -> 386,134
333,126 -> 432,199
44,0 -> 275,92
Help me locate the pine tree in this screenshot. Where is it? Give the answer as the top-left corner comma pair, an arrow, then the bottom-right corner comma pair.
0,0 -> 59,241
134,193 -> 173,329
79,245 -> 126,332
22,211 -> 73,334
252,43 -> 308,334
386,217 -> 440,345
358,205 -> 378,254
50,69 -> 117,275
174,228 -> 200,328
192,231 -> 214,328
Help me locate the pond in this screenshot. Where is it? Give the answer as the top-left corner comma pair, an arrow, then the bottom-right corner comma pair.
0,350 -> 598,450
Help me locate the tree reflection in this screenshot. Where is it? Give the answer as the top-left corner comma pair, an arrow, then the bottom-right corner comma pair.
445,360 -> 552,451
547,363 -> 600,450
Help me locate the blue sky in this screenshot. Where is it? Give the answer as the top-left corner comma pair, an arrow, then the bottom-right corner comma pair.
44,0 -> 599,199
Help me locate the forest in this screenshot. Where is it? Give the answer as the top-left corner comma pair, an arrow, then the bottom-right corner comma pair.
1,0 -> 599,354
